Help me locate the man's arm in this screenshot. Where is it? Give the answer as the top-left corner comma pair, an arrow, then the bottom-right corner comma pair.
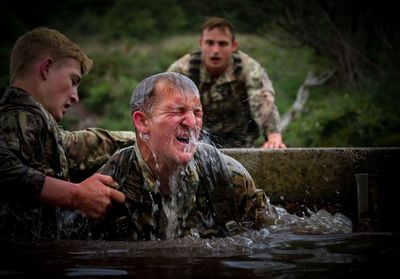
62,128 -> 135,180
224,154 -> 278,227
0,143 -> 125,218
0,142 -> 46,202
243,54 -> 286,149
0,108 -> 128,218
40,174 -> 125,219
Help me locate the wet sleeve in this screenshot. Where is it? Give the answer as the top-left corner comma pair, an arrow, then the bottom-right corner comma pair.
62,128 -> 135,173
96,151 -> 119,177
244,57 -> 281,137
224,154 -> 257,199
0,112 -> 47,202
97,147 -> 143,202
0,143 -> 45,202
224,154 -> 276,227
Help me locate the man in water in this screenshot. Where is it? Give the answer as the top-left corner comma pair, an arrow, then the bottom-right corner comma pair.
94,72 -> 353,241
94,72 -> 278,240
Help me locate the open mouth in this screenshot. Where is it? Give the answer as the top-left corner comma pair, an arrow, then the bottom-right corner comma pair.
176,136 -> 190,144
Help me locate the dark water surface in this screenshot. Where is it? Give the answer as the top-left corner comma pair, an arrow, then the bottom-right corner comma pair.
1,230 -> 399,278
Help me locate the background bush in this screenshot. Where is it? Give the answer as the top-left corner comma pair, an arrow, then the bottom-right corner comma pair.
1,0 -> 399,147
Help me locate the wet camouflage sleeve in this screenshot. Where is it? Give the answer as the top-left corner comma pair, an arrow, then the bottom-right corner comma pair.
0,110 -> 47,202
223,154 -> 273,227
62,128 -> 135,173
0,142 -> 46,202
242,54 -> 281,137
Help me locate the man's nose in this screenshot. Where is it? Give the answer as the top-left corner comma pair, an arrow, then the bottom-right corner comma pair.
182,111 -> 197,127
211,44 -> 220,53
71,89 -> 79,104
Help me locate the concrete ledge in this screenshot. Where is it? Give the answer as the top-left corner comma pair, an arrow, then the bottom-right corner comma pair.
222,147 -> 399,228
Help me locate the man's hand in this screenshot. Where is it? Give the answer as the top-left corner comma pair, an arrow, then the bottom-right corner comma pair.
261,132 -> 286,149
74,174 -> 125,219
40,174 -> 125,220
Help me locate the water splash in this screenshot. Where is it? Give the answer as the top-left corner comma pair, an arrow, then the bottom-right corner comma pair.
265,206 -> 353,234
56,209 -> 89,239
183,129 -> 199,154
161,164 -> 194,239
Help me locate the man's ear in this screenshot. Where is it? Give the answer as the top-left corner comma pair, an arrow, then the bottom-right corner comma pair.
232,39 -> 238,52
198,36 -> 203,48
132,111 -> 149,133
39,58 -> 53,81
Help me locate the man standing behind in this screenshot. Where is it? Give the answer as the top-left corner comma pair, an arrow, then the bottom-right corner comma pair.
167,17 -> 286,148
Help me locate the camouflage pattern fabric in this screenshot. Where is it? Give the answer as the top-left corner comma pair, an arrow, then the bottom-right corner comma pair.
93,142 -> 272,241
167,50 -> 281,148
0,86 -> 135,240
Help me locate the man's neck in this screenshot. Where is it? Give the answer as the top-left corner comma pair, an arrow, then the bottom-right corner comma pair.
207,68 -> 223,79
138,141 -> 176,195
12,78 -> 41,102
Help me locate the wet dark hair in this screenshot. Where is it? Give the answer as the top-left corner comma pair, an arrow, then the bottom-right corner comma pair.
130,72 -> 199,114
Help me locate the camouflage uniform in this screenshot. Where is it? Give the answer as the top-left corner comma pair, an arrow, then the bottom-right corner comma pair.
93,142 -> 272,241
167,50 -> 281,148
0,87 -> 135,240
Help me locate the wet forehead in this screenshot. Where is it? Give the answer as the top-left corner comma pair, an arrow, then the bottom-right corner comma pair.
156,79 -> 199,98
155,81 -> 201,108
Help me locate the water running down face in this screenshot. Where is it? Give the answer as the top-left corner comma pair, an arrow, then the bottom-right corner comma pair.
137,81 -> 203,166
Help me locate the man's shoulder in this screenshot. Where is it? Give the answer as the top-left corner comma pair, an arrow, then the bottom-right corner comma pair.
112,145 -> 137,160
237,50 -> 262,68
176,52 -> 193,62
0,88 -> 49,129
236,50 -> 267,81
1,87 -> 37,109
167,52 -> 193,73
222,152 -> 247,173
195,142 -> 246,173
98,145 -> 138,176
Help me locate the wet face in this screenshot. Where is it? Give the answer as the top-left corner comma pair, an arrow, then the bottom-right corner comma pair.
144,85 -> 203,166
199,27 -> 237,77
41,58 -> 81,122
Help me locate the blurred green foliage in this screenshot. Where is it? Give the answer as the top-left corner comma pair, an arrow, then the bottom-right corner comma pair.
285,84 -> 400,147
1,0 -> 399,147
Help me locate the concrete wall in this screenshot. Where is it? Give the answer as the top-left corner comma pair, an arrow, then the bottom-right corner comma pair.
222,147 -> 399,228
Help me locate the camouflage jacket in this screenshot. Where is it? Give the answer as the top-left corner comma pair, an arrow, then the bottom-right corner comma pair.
0,86 -> 135,240
93,142 -> 270,241
167,50 -> 281,147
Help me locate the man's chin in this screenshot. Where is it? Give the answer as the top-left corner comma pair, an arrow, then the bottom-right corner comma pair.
175,150 -> 195,165
206,62 -> 221,69
55,113 -> 63,122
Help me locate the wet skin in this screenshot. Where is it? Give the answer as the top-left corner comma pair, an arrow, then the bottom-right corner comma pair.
141,86 -> 203,166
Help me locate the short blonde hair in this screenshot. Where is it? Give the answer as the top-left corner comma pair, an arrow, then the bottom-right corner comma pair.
9,27 -> 93,83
